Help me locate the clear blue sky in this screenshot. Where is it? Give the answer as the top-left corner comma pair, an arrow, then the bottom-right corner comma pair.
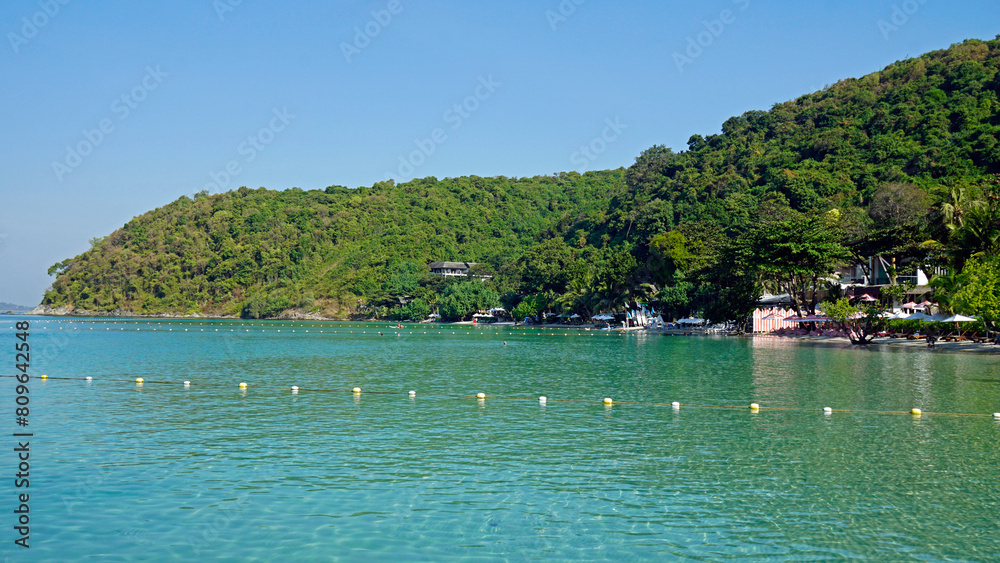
1,0 -> 998,307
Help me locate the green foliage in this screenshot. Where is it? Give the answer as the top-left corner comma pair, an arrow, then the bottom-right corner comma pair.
437,282 -> 500,322
389,298 -> 431,322
511,297 -> 539,322
656,279 -> 695,319
39,38 -> 1000,326
742,215 -> 850,316
517,238 -> 589,295
42,171 -> 624,316
241,292 -> 292,319
384,260 -> 425,297
953,254 -> 1000,328
824,297 -> 880,344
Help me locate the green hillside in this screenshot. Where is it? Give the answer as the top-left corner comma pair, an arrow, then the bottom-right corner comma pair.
43,37 -> 1000,324
43,172 -> 624,318
602,37 -> 999,237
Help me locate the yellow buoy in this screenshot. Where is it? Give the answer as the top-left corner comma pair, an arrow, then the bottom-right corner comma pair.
239,382 -> 248,388
603,397 -> 613,405
353,387 -> 362,393
477,392 -> 486,399
135,378 -> 144,384
40,374 -> 49,380
911,408 -> 921,416
750,403 -> 760,410
409,390 -> 416,397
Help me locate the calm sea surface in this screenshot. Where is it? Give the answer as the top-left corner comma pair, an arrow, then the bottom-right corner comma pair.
2,315 -> 1000,561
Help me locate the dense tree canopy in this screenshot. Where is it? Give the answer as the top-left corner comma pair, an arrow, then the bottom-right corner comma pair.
42,38 -> 1000,323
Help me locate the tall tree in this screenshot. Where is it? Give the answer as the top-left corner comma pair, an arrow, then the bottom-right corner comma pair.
747,215 -> 850,316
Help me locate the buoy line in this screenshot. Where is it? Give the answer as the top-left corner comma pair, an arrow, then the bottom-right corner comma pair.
3,374 -> 998,419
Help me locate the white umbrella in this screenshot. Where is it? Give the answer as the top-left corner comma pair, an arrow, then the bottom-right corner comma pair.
939,314 -> 977,323
569,314 -> 581,319
904,312 -> 932,321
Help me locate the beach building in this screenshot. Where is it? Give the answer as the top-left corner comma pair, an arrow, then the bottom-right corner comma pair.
428,261 -> 492,280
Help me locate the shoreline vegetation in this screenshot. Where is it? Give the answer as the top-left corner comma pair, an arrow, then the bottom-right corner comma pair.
33,38 -> 1000,338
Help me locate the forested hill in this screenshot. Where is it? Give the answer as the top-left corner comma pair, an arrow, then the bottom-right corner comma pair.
43,172 -> 624,317
600,37 -> 1000,240
43,37 -> 1000,322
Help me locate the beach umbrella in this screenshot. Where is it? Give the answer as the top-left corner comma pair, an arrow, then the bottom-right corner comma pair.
569,314 -> 581,319
857,294 -> 878,302
938,314 -> 976,323
936,313 -> 978,336
901,301 -> 918,309
904,312 -> 932,321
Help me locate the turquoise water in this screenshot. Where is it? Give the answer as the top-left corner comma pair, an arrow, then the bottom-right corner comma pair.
2,316 -> 1000,561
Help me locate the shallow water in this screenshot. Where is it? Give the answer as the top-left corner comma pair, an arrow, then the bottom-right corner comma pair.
3,316 -> 1000,560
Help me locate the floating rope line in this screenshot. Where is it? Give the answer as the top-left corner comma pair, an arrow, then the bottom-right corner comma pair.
4,320 -> 629,335
4,374 -> 998,419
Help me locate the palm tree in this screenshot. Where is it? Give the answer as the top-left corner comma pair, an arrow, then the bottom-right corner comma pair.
929,270 -> 965,315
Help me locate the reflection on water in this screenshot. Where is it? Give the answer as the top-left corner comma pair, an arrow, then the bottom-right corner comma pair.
3,317 -> 1000,560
